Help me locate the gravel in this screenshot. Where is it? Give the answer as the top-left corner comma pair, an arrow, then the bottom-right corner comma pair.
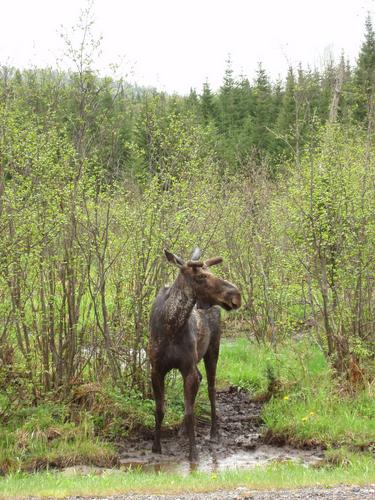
65,485 -> 375,500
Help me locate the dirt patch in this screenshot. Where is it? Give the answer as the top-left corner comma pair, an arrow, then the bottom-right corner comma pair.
262,430 -> 325,449
118,387 -> 324,473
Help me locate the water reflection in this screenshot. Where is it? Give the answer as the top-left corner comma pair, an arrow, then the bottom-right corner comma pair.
120,444 -> 323,476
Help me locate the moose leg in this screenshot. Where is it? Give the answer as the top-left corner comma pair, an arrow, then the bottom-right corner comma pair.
182,367 -> 200,462
151,370 -> 165,454
179,368 -> 202,438
204,344 -> 220,441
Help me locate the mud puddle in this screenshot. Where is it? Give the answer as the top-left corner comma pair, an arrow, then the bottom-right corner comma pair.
118,387 -> 324,474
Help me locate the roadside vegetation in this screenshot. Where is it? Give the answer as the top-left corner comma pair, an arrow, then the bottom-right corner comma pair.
0,3 -> 374,495
0,454 -> 374,499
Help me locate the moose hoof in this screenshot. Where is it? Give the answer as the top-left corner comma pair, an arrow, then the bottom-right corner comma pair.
178,424 -> 188,438
210,435 -> 220,444
210,428 -> 220,443
152,444 -> 162,454
189,449 -> 199,462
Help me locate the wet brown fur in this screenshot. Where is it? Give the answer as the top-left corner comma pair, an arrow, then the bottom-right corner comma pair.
149,249 -> 241,461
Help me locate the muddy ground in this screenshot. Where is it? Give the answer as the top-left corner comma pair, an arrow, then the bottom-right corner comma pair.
118,386 -> 324,473
59,389 -> 374,499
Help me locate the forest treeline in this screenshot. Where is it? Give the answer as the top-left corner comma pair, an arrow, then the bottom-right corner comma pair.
0,12 -> 374,405
3,17 -> 375,178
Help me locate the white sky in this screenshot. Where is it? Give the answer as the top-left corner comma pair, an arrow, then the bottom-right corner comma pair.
0,0 -> 374,94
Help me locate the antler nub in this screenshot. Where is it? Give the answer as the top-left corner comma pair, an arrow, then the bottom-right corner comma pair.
190,247 -> 202,261
186,260 -> 204,268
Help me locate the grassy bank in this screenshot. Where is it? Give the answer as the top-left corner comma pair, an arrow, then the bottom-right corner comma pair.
0,369 -> 208,474
0,453 -> 374,498
218,338 -> 375,448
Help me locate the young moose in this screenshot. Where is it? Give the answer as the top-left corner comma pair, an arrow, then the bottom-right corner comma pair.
149,248 -> 241,461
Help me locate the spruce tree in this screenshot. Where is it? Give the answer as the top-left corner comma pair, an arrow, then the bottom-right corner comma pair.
338,54 -> 355,122
354,14 -> 375,121
219,56 -> 237,133
186,88 -> 200,114
200,81 -> 216,124
251,63 -> 274,156
277,67 -> 296,137
320,56 -> 337,121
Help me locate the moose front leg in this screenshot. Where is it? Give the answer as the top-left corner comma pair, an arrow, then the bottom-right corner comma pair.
179,368 -> 202,438
182,367 -> 201,462
151,370 -> 165,454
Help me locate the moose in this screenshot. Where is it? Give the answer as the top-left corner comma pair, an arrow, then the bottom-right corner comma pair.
149,248 -> 241,461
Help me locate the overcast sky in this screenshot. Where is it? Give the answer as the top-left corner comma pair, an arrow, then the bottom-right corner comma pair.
1,0 -> 374,94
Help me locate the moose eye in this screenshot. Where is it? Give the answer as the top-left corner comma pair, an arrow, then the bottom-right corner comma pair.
195,274 -> 207,283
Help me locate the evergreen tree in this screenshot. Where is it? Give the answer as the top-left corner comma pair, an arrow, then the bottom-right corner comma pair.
275,67 -> 297,158
250,63 -> 274,157
237,74 -> 254,124
218,56 -> 237,133
231,75 -> 255,166
200,81 -> 216,124
338,54 -> 355,122
320,56 -> 337,120
277,67 -> 296,136
186,87 -> 200,115
354,14 -> 375,121
273,78 -> 284,115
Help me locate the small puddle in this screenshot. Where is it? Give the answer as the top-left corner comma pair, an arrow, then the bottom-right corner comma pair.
119,387 -> 324,475
120,445 -> 323,475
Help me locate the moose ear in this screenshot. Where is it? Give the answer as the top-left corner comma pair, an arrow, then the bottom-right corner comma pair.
204,257 -> 223,267
164,249 -> 185,268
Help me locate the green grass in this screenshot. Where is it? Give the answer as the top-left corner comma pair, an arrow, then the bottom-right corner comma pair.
217,338 -> 375,448
217,337 -> 274,394
217,337 -> 328,395
0,453 -> 374,498
263,387 -> 375,447
0,404 -> 117,474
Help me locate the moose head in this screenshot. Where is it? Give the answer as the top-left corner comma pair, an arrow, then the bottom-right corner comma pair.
164,248 -> 241,311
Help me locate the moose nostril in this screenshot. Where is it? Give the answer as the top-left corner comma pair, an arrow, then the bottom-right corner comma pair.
231,294 -> 241,309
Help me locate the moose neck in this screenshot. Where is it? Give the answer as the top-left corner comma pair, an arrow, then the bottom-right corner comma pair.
164,273 -> 196,331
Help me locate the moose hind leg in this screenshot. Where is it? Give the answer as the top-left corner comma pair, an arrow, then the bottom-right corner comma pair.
204,345 -> 220,441
182,367 -> 201,462
151,370 -> 166,454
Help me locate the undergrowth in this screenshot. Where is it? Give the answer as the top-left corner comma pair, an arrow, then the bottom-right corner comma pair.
0,337 -> 374,475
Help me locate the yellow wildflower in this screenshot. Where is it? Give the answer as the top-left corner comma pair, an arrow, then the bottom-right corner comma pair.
283,395 -> 289,400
